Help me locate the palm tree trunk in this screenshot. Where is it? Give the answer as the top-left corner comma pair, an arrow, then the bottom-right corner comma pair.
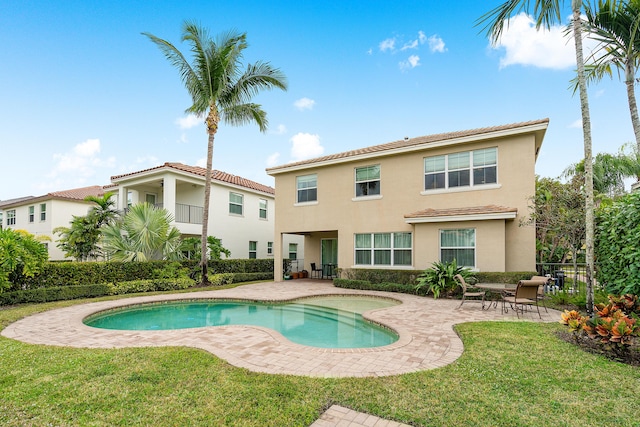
200,106 -> 220,285
625,59 -> 640,154
572,0 -> 595,316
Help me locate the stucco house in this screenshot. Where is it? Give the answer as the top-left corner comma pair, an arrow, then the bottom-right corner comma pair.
0,186 -> 107,260
108,162 -> 303,262
266,119 -> 548,281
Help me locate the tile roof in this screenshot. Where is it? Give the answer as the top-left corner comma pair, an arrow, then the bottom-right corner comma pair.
405,205 -> 518,219
267,118 -> 549,173
0,186 -> 107,208
111,162 -> 275,195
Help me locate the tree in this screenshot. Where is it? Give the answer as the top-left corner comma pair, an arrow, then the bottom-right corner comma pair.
179,236 -> 231,260
582,0 -> 640,150
477,0 -> 597,315
0,228 -> 48,292
102,203 -> 183,262
563,152 -> 628,198
143,23 -> 287,285
54,192 -> 119,261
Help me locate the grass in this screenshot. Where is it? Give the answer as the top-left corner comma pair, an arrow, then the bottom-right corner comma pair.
1,287 -> 639,426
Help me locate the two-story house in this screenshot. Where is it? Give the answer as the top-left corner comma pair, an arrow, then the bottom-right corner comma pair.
266,119 -> 548,281
0,186 -> 107,260
109,162 -> 303,262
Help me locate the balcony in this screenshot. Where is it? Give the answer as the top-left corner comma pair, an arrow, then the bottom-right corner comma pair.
175,203 -> 203,224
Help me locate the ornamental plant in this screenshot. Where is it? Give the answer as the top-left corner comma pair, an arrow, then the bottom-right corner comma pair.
415,260 -> 474,299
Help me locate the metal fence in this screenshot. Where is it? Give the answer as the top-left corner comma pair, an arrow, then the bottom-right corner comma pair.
175,203 -> 203,224
536,262 -> 594,293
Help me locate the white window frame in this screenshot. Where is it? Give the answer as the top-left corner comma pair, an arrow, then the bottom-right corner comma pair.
288,243 -> 298,260
40,203 -> 47,221
249,241 -> 257,259
424,148 -> 497,192
229,192 -> 244,216
259,199 -> 268,219
354,232 -> 412,267
439,228 -> 476,269
354,165 -> 381,198
296,174 -> 317,204
7,209 -> 16,226
267,241 -> 273,256
28,206 -> 35,223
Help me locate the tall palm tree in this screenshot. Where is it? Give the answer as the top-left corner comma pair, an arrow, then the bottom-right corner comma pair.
477,0 -> 597,315
582,0 -> 640,151
143,23 -> 287,284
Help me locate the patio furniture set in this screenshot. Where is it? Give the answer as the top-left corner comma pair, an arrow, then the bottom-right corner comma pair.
455,274 -> 551,319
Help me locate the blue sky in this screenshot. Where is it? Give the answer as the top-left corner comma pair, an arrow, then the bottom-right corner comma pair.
0,0 -> 633,200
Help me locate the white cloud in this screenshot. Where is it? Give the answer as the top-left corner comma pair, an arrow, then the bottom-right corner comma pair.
569,119 -> 582,128
428,35 -> 447,53
294,97 -> 316,111
271,124 -> 287,135
401,39 -> 419,51
379,38 -> 396,52
176,114 -> 201,130
266,152 -> 281,167
418,30 -> 427,44
49,139 -> 116,180
400,55 -> 421,70
290,133 -> 324,162
195,157 -> 207,168
491,13 -> 575,70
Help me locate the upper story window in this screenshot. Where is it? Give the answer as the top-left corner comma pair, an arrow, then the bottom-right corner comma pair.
229,192 -> 243,215
249,241 -> 257,259
355,165 -> 380,197
296,174 -> 317,203
40,203 -> 47,221
7,209 -> 16,226
29,206 -> 35,223
424,147 -> 497,191
259,199 -> 268,219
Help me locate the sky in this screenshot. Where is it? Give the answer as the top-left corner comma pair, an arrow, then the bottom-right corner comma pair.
0,0 -> 635,200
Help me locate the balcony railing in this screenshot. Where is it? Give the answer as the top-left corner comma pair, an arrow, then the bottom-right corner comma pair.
175,203 -> 203,224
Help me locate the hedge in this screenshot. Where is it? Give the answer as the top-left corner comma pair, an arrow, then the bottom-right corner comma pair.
0,284 -> 114,306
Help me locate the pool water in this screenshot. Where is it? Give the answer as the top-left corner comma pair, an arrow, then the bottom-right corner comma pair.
84,296 -> 399,349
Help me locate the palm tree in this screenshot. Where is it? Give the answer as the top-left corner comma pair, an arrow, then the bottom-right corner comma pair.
85,191 -> 119,230
477,0 -> 597,315
102,203 -> 183,262
143,23 -> 287,285
582,0 -> 640,151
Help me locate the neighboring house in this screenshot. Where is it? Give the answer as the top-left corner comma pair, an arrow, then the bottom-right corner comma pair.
266,119 -> 549,281
0,186 -> 107,260
108,162 -> 303,263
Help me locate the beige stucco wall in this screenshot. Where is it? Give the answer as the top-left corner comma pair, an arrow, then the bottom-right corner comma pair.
271,132 -> 538,280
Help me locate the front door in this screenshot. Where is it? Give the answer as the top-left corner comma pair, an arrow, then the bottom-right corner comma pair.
321,239 -> 338,278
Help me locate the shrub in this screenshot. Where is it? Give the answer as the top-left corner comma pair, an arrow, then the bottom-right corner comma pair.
109,278 -> 194,295
338,268 -> 420,285
333,278 -> 417,294
415,260 -> 475,299
209,273 -> 234,286
0,284 -> 113,306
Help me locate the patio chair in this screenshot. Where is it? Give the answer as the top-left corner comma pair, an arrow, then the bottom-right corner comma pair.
530,276 -> 551,312
455,274 -> 485,309
310,263 -> 323,279
502,280 -> 542,319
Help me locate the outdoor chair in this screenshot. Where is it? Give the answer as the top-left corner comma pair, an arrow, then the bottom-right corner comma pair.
530,275 -> 551,312
455,274 -> 485,309
310,263 -> 323,279
502,280 -> 542,319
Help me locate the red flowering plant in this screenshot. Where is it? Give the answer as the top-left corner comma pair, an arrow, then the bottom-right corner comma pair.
560,294 -> 639,352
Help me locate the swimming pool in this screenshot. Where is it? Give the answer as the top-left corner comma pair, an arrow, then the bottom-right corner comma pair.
84,296 -> 399,349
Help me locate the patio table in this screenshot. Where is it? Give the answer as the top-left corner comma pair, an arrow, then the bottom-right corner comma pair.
474,283 -> 517,311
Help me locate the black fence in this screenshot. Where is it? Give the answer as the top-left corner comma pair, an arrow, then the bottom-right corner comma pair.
536,263 -> 596,293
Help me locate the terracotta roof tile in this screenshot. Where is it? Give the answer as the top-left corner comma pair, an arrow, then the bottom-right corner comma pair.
405,205 -> 518,219
267,118 -> 549,172
111,162 -> 275,195
0,186 -> 108,208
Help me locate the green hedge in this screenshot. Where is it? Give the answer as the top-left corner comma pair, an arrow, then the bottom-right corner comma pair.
0,284 -> 114,305
338,268 -> 421,285
473,272 -> 538,284
334,278 -> 423,295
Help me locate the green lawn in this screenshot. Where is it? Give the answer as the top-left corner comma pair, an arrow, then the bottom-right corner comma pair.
1,289 -> 638,427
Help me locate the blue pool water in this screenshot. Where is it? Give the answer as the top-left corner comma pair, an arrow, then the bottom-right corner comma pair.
84,296 -> 399,348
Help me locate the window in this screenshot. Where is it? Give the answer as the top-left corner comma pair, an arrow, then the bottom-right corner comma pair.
259,199 -> 267,219
355,165 -> 380,197
424,148 -> 497,190
355,232 -> 412,266
0,212 -> 3,229
267,241 -> 273,256
145,193 -> 156,205
288,243 -> 298,260
7,210 -> 16,226
296,174 -> 317,203
249,241 -> 257,259
29,206 -> 35,223
229,192 -> 243,215
440,229 -> 475,268
40,203 -> 46,221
